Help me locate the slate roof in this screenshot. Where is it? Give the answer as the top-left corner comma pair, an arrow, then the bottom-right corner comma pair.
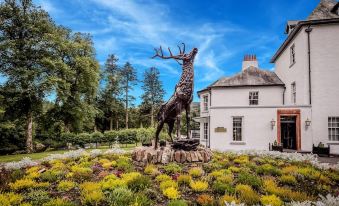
198,67 -> 284,94
308,0 -> 339,20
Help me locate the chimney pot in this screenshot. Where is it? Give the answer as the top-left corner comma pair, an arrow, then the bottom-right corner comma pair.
242,54 -> 258,71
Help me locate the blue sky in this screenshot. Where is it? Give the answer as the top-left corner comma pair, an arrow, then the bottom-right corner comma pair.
32,0 -> 318,104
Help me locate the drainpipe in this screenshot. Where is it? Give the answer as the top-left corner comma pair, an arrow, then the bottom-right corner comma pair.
283,86 -> 286,105
208,89 -> 211,148
305,26 -> 313,105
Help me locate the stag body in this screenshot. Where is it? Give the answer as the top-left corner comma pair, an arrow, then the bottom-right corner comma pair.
152,44 -> 198,149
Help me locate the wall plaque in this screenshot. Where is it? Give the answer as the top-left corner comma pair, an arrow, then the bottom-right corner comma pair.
215,127 -> 227,133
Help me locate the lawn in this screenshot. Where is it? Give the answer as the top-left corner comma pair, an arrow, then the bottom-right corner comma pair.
0,149 -> 338,206
0,144 -> 138,163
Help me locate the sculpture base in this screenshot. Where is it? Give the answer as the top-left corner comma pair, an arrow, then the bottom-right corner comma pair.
172,139 -> 200,151
132,146 -> 212,167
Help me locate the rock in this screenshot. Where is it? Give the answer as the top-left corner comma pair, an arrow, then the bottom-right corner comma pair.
172,139 -> 200,151
180,150 -> 187,163
175,151 -> 181,162
191,152 -> 199,162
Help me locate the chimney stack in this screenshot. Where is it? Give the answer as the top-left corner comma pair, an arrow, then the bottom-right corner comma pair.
242,54 -> 258,71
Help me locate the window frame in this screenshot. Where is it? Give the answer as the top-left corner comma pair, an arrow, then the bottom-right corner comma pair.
232,117 -> 243,141
290,44 -> 296,67
203,122 -> 208,140
203,95 -> 208,111
328,117 -> 339,141
249,91 -> 259,105
291,82 -> 296,104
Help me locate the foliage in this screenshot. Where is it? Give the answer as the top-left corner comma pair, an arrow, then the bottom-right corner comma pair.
167,200 -> 188,206
57,181 -> 76,192
107,187 -> 134,206
212,181 -> 235,195
144,164 -> 158,175
190,181 -> 209,192
160,180 -> 178,191
25,189 -> 51,206
80,182 -> 104,205
189,167 -> 203,178
163,187 -> 180,199
197,194 -> 214,206
127,175 -> 151,192
237,172 -> 262,189
163,163 -> 182,174
219,195 -> 239,205
256,163 -> 282,176
260,194 -> 283,206
280,175 -> 297,185
42,198 -> 75,206
156,174 -> 172,182
235,184 -> 260,205
177,174 -> 192,186
9,179 -> 36,191
0,192 -> 23,206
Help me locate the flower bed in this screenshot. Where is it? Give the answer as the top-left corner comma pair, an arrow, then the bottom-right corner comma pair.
0,149 -> 338,206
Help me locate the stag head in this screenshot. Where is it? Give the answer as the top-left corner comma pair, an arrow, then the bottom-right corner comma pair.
152,43 -> 197,64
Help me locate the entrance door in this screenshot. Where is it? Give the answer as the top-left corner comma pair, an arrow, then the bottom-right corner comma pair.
280,116 -> 296,150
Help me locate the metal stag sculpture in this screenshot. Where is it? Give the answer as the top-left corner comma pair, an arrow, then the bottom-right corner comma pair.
152,43 -> 198,149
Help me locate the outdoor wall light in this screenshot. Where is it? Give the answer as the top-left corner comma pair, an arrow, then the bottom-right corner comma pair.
270,119 -> 276,129
305,118 -> 311,127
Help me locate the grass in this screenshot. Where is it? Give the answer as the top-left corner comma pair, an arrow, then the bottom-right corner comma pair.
0,143 -> 138,163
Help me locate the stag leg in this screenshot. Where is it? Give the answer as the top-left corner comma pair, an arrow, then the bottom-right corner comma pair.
155,121 -> 164,149
186,104 -> 191,139
175,103 -> 182,139
168,120 -> 175,142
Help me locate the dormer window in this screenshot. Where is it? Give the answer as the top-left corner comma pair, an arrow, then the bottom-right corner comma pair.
290,44 -> 296,66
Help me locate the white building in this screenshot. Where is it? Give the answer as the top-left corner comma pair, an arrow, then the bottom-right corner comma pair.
198,0 -> 339,154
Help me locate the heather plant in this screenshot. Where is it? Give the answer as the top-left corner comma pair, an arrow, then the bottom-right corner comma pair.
57,180 -> 76,192
219,195 -> 240,205
280,175 -> 297,185
163,187 -> 180,199
235,184 -> 260,205
160,179 -> 178,191
144,164 -> 158,175
177,174 -> 192,186
256,164 -> 282,176
189,167 -> 203,178
0,192 -> 23,206
212,181 -> 235,195
196,194 -> 214,206
156,174 -> 172,182
9,178 -> 36,191
42,198 -> 76,206
168,199 -> 188,206
107,187 -> 134,206
260,194 -> 283,206
237,172 -> 262,189
163,163 -> 182,174
79,182 -> 104,205
127,175 -> 151,192
190,181 -> 208,192
25,189 -> 51,206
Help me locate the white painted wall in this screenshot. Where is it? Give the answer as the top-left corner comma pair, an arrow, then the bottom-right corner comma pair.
309,23 -> 339,154
211,86 -> 284,107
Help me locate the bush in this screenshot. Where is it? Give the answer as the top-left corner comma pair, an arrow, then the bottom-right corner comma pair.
40,170 -> 63,182
189,167 -> 203,178
127,175 -> 151,192
116,156 -> 133,172
196,194 -> 214,206
70,166 -> 92,181
235,184 -> 260,205
136,128 -> 154,144
104,130 -> 118,143
9,178 -> 35,191
190,181 -> 208,192
163,187 -> 180,199
42,198 -> 75,206
77,133 -> 91,147
163,163 -> 182,175
260,194 -> 283,206
177,174 -> 192,186
144,164 -> 158,175
80,182 -> 104,205
280,175 -> 297,185
256,164 -> 282,176
212,181 -> 234,195
0,192 -> 23,206
237,172 -> 262,189
168,200 -> 188,206
160,180 -> 178,191
156,174 -> 172,182
57,181 -> 76,192
107,187 -> 134,206
118,129 -> 137,145
90,132 -> 103,143
233,155 -> 249,164
25,189 -> 51,206
133,193 -> 153,206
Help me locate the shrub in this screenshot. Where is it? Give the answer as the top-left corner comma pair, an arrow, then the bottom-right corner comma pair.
218,195 -> 239,205
280,175 -> 297,185
127,175 -> 151,192
260,194 -> 283,206
57,181 -> 76,192
70,166 -> 92,181
136,128 -> 154,144
177,174 -> 192,186
190,181 -> 208,192
282,165 -> 298,175
168,200 -> 188,206
256,164 -> 281,176
233,155 -> 249,164
197,194 -> 214,206
121,172 -> 142,183
0,192 -> 23,206
208,169 -> 230,179
26,166 -> 40,179
163,163 -> 182,174
212,181 -> 234,195
156,174 -> 172,182
25,189 -> 51,206
77,133 -> 91,147
160,180 -> 178,191
228,166 -> 240,173
42,198 -> 75,206
235,184 -> 260,205
116,156 -> 133,171
107,187 -> 134,206
189,167 -> 203,178
40,170 -> 63,182
9,179 -> 35,191
237,172 -> 262,189
133,193 -> 153,206
101,179 -> 126,190
297,167 -> 321,180
216,174 -> 233,184
80,182 -> 104,205
144,164 -> 158,175
91,132 -> 103,143
163,187 -> 180,199
104,130 -> 118,143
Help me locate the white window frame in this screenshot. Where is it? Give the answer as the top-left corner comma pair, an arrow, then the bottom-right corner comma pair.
203,122 -> 208,140
291,82 -> 296,104
233,117 -> 243,141
203,95 -> 208,111
328,117 -> 339,141
249,91 -> 259,105
290,44 -> 296,66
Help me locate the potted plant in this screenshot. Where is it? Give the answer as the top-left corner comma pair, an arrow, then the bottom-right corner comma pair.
160,139 -> 166,147
312,142 -> 330,157
270,140 -> 283,152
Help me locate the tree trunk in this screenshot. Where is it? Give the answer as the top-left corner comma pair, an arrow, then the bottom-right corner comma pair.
26,113 -> 34,153
110,117 -> 113,131
94,124 -> 97,132
116,118 -> 119,130
125,84 -> 129,129
151,105 -> 154,127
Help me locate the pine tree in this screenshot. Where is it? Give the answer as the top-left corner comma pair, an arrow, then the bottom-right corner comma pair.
141,67 -> 165,127
120,62 -> 137,129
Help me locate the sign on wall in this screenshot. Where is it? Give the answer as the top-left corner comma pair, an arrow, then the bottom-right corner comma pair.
215,127 -> 227,133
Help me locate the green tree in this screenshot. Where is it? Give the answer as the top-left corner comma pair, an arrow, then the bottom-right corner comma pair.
120,62 -> 137,129
0,0 -> 59,152
141,67 -> 165,127
97,54 -> 124,130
